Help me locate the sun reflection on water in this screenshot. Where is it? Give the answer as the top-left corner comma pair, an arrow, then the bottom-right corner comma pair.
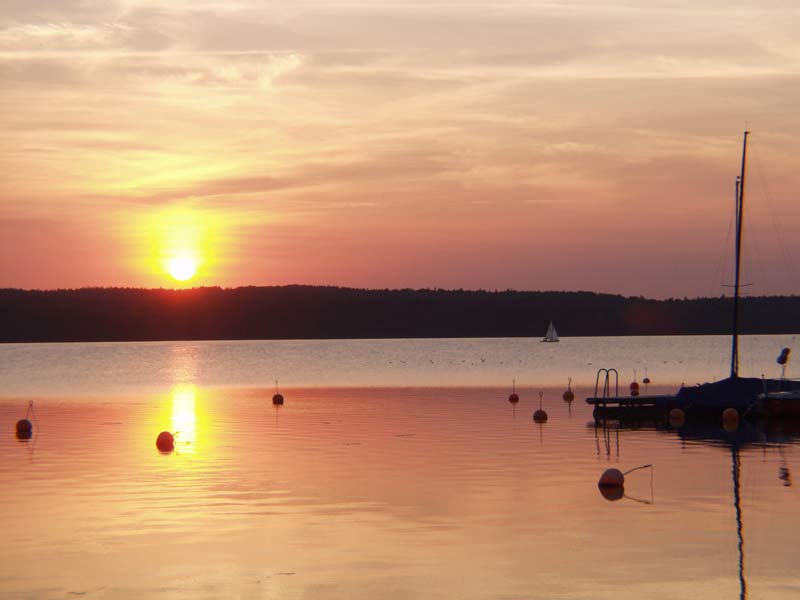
171,385 -> 197,454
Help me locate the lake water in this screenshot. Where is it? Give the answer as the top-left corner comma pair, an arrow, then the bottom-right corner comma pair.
1,336 -> 799,599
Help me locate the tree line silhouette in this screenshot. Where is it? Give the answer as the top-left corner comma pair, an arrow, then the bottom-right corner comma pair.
1,286 -> 799,342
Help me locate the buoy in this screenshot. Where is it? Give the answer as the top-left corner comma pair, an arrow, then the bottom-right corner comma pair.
273,380 -> 284,405
668,408 -> 685,427
562,377 -> 574,402
598,467 -> 625,487
599,484 -> 625,501
777,347 -> 791,365
722,407 -> 739,431
508,379 -> 519,404
156,431 -> 174,452
16,419 -> 33,440
533,391 -> 548,422
722,407 -> 739,422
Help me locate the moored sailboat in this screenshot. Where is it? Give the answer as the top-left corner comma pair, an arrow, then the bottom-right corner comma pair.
587,131 -> 800,420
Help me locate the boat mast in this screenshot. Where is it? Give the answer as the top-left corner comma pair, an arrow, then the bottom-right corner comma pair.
730,130 -> 749,378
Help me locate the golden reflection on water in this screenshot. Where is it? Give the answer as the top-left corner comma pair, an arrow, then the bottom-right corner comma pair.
170,384 -> 198,454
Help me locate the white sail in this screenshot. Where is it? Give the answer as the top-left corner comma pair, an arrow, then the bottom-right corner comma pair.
542,321 -> 559,342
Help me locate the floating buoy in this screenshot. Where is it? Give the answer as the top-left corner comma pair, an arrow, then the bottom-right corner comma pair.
668,408 -> 685,427
16,419 -> 32,440
722,407 -> 739,431
599,484 -> 625,501
722,407 -> 739,422
777,347 -> 791,365
156,431 -> 174,453
597,464 -> 653,502
508,379 -> 519,404
533,391 -> 548,422
273,380 -> 284,405
16,400 -> 37,440
562,377 -> 574,402
598,467 -> 625,487
630,370 -> 639,396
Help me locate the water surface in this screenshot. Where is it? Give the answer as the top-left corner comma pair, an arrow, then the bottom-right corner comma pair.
1,337 -> 799,598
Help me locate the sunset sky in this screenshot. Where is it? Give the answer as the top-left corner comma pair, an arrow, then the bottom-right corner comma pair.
1,1 -> 799,298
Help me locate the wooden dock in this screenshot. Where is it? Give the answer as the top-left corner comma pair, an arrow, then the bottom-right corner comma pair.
586,394 -> 677,419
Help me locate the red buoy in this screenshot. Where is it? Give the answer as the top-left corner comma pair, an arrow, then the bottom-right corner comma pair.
156,431 -> 174,453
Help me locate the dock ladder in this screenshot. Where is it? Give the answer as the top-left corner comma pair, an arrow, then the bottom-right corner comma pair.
594,368 -> 619,403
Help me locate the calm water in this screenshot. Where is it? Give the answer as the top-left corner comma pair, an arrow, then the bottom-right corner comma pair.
1,334 -> 798,394
1,336 -> 799,599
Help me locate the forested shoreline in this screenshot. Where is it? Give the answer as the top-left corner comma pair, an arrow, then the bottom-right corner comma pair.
1,286 -> 799,342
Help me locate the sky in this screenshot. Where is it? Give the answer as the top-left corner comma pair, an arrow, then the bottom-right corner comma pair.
1,0 -> 799,298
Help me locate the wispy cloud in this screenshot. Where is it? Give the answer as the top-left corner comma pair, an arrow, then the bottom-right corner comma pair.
1,1 -> 799,295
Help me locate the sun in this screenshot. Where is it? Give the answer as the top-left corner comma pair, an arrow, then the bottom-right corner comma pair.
168,257 -> 197,282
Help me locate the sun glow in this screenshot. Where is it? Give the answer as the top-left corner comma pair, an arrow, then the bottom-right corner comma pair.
168,256 -> 197,281
171,385 -> 197,454
137,206 -> 221,286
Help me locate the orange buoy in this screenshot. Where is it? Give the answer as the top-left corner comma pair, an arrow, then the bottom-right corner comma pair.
722,407 -> 739,422
668,408 -> 685,427
562,377 -> 574,402
16,419 -> 32,440
722,408 -> 739,431
156,431 -> 174,453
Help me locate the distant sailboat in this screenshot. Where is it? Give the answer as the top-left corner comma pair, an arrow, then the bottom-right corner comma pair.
542,321 -> 559,343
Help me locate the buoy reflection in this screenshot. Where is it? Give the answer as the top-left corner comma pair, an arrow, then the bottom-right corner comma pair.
171,385 -> 197,454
